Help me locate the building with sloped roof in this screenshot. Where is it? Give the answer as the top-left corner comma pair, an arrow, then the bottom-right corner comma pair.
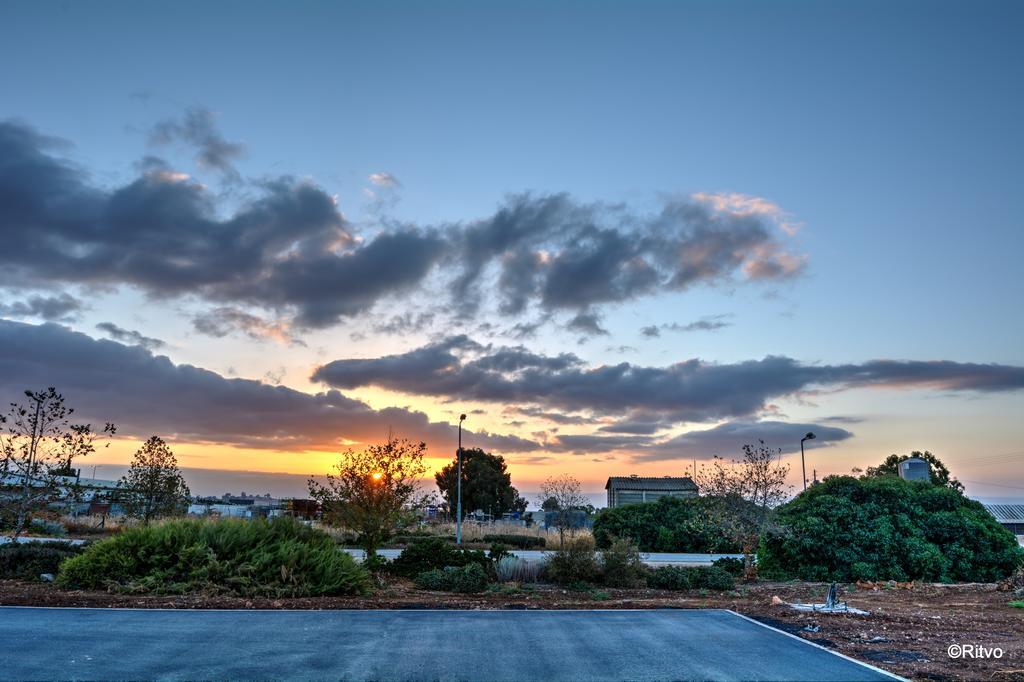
605,475 -> 698,508
983,503 -> 1024,535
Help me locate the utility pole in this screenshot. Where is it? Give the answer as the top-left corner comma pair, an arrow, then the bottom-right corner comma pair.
456,413 -> 466,545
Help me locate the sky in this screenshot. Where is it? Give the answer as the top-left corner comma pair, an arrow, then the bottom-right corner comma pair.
1,0 -> 1022,502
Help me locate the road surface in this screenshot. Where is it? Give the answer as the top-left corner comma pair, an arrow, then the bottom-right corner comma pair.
0,607 -> 899,681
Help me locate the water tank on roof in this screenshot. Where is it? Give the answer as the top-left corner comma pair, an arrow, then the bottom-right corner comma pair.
898,457 -> 931,483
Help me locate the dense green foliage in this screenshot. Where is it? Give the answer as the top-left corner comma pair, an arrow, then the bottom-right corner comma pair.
388,537 -> 490,578
599,538 -> 647,588
759,476 -> 1024,582
711,557 -> 745,577
0,541 -> 84,580
546,536 -> 600,585
647,565 -> 735,591
414,563 -> 489,593
56,517 -> 370,596
481,533 -> 546,549
435,448 -> 528,519
592,497 -> 744,552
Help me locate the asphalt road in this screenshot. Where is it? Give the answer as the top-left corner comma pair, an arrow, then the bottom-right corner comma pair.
0,608 -> 899,681
343,548 -> 746,566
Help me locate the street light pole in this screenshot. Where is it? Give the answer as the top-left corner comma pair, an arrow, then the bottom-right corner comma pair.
800,432 -> 816,491
456,413 -> 466,545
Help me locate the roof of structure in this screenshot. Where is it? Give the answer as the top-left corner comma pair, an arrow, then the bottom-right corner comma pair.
983,503 -> 1024,523
605,476 -> 698,491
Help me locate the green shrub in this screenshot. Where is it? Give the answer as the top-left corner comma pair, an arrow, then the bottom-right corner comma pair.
29,518 -> 67,537
0,541 -> 84,580
600,538 -> 648,588
648,565 -> 735,591
56,517 -> 370,596
363,553 -> 391,574
389,537 -> 490,578
488,543 -> 511,565
592,497 -> 745,552
547,536 -> 599,585
414,563 -> 488,593
758,476 -> 1024,583
712,557 -> 745,577
481,534 -> 546,549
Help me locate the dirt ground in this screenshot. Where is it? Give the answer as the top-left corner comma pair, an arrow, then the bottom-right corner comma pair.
1,578 -> 1020,681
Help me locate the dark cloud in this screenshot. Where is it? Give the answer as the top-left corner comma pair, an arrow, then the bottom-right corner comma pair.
371,312 -> 436,336
149,108 -> 245,179
511,406 -> 599,425
567,311 -> 608,337
314,337 -> 1024,426
631,420 -> 854,461
642,315 -> 732,338
95,322 -> 166,350
0,120 -> 805,334
0,293 -> 83,321
0,120 -> 448,330
192,307 -> 303,345
450,193 -> 803,320
0,320 -> 537,454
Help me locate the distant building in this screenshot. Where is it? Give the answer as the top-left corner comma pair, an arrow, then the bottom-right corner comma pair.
983,503 -> 1024,536
605,475 -> 698,508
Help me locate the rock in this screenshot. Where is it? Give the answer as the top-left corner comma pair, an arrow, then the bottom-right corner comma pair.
39,573 -> 55,582
771,595 -> 784,605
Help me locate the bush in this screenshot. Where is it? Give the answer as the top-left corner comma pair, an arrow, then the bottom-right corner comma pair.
29,518 -> 67,537
712,557 -> 745,577
547,536 -> 599,585
600,538 -> 647,588
758,476 -> 1024,583
592,497 -> 745,552
648,565 -> 735,591
389,537 -> 490,578
363,553 -> 391,574
488,543 -> 511,565
494,556 -> 544,583
0,541 -> 84,580
482,534 -> 546,549
414,563 -> 488,593
57,517 -> 370,596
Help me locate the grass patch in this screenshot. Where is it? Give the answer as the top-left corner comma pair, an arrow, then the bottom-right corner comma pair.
1008,601 -> 1024,608
57,517 -> 370,597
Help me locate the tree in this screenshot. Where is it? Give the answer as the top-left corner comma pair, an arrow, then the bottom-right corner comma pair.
864,450 -> 963,491
538,474 -> 589,547
0,388 -> 115,539
592,496 -> 747,553
759,475 -> 1024,582
118,436 -> 191,524
435,448 -> 527,520
696,440 -> 791,578
309,436 -> 432,559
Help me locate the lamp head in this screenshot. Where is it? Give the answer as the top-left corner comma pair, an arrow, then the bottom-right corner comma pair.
460,413 -> 466,421
803,432 -> 816,441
